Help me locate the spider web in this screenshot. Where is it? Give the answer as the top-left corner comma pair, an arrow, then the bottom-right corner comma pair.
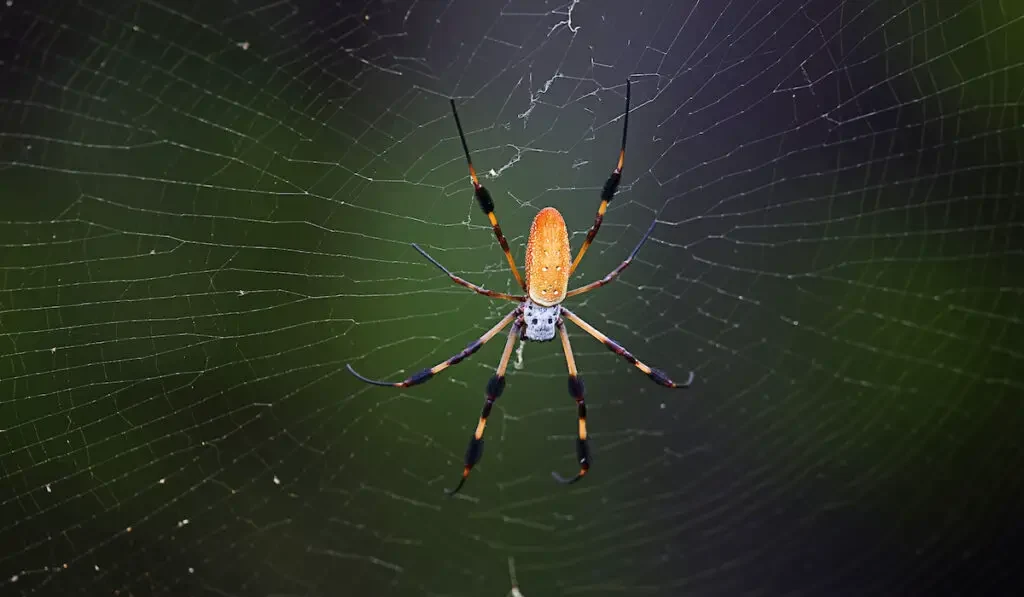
2,0 -> 1022,595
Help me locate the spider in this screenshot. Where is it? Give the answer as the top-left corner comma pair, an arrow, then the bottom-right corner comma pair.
347,80 -> 694,495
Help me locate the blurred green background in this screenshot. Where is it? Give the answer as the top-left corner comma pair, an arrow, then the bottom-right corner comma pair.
1,1 -> 1022,595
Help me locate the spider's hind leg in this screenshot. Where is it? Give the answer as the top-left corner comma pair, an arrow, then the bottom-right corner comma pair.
447,320 -> 522,495
551,320 -> 591,485
346,309 -> 519,388
561,307 -> 695,388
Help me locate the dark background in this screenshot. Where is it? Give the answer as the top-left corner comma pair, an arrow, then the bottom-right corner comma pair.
2,1 -> 1022,595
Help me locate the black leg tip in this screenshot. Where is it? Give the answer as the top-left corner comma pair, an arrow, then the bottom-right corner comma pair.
346,364 -> 369,381
551,471 -> 584,485
346,364 -> 403,387
445,475 -> 469,496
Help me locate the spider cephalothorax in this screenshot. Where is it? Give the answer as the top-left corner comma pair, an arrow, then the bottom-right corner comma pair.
347,79 -> 694,496
521,300 -> 560,342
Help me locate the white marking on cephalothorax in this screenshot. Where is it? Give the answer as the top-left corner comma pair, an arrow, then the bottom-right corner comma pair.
522,300 -> 560,342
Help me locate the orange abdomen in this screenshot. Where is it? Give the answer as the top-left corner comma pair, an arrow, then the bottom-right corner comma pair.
525,207 -> 571,306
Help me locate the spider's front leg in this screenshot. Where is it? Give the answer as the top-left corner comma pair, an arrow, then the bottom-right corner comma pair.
450,98 -> 527,291
570,79 -> 631,275
447,316 -> 523,496
552,320 -> 591,485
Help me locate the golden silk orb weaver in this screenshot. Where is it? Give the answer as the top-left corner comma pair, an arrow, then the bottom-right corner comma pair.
347,80 -> 695,495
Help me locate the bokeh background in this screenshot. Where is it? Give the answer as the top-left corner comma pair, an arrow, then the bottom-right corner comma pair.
2,1 -> 1022,595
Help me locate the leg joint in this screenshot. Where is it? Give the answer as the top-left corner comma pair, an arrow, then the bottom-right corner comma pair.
405,367 -> 434,387
475,186 -> 495,213
568,374 -> 585,400
601,172 -> 622,201
650,368 -> 672,387
487,374 -> 507,398
575,438 -> 590,468
465,437 -> 484,466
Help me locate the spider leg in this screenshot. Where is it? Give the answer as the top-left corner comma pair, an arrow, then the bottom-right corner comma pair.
552,321 -> 591,485
412,243 -> 524,302
346,309 -> 518,388
450,99 -> 527,291
569,79 -> 631,275
560,307 -> 695,388
565,218 -> 656,299
446,319 -> 521,496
